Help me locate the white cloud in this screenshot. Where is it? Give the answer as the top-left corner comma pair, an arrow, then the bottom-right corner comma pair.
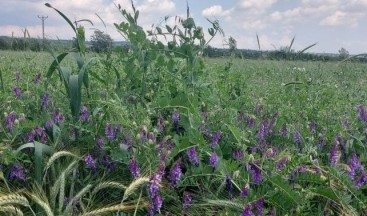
202,5 -> 225,17
238,0 -> 277,13
320,11 -> 362,27
137,0 -> 175,13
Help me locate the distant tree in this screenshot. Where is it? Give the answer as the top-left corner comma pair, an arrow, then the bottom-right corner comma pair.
228,36 -> 237,52
338,47 -> 349,59
90,30 -> 113,53
0,38 -> 10,50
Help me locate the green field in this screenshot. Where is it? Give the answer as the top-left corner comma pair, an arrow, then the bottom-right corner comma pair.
1,4 -> 367,216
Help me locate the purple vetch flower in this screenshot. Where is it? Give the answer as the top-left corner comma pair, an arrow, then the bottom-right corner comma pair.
294,130 -> 302,152
209,152 -> 219,169
34,73 -> 41,84
253,198 -> 264,216
28,126 -> 48,143
96,136 -> 104,148
168,159 -> 182,187
348,154 -> 363,180
40,93 -> 50,108
183,192 -> 192,210
276,156 -> 289,170
211,131 -> 222,148
5,112 -> 17,131
147,132 -> 156,144
157,116 -> 165,133
247,116 -> 255,128
172,111 -> 180,125
249,160 -> 263,184
13,86 -> 22,99
79,106 -> 89,122
240,185 -> 249,198
358,104 -> 367,123
187,146 -> 199,166
257,121 -> 265,143
44,120 -> 53,131
329,144 -> 339,167
8,163 -> 26,182
100,153 -> 116,173
354,171 -> 367,188
225,173 -> 234,199
241,204 -> 254,216
342,120 -> 350,129
105,123 -> 120,141
232,149 -> 243,161
309,122 -> 317,134
84,154 -> 96,170
52,109 -> 64,125
128,158 -> 141,179
148,173 -> 162,197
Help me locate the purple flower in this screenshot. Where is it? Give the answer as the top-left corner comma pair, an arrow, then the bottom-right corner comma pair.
211,131 -> 222,148
358,104 -> 367,123
84,154 -> 96,170
209,152 -> 219,169
309,122 -> 317,133
28,126 -> 47,143
52,109 -> 64,125
157,116 -> 165,133
105,123 -> 120,141
44,120 -> 53,131
183,192 -> 192,210
151,194 -> 163,213
148,173 -> 162,197
41,93 -> 50,108
348,154 -> 363,180
329,144 -> 339,167
257,121 -> 265,143
253,198 -> 264,216
79,106 -> 89,122
100,154 -> 116,173
241,204 -> 254,216
8,163 -> 26,182
13,86 -> 22,99
168,159 -> 182,187
232,149 -> 243,161
240,186 -> 249,198
172,111 -> 180,125
187,146 -> 199,166
5,112 -> 17,131
294,130 -> 302,152
247,116 -> 255,128
128,158 -> 140,179
225,173 -> 234,199
34,73 -> 41,84
96,136 -> 104,148
276,156 -> 289,170
342,120 -> 350,129
250,160 -> 263,184
354,171 -> 367,188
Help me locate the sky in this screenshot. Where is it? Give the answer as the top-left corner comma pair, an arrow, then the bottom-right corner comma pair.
0,0 -> 366,54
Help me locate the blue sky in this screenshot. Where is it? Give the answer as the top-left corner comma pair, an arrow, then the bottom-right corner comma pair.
1,0 -> 366,54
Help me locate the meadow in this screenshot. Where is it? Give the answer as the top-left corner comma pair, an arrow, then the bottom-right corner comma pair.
1,3 -> 367,216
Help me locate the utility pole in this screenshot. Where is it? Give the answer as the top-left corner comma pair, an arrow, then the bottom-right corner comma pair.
38,15 -> 48,50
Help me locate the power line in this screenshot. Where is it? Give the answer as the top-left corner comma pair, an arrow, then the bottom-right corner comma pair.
38,15 -> 48,40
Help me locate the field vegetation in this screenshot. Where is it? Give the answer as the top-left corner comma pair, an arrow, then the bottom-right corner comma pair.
0,2 -> 367,216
